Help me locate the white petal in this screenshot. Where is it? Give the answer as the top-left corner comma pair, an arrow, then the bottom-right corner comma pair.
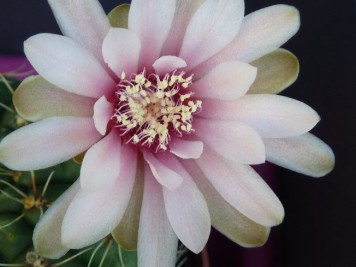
190,61 -> 257,100
61,145 -> 137,248
48,0 -> 110,64
0,117 -> 101,171
142,150 -> 183,190
24,33 -> 115,98
195,146 -> 284,226
199,95 -> 320,138
33,181 -> 80,258
182,160 -> 270,247
152,56 -> 187,77
193,5 -> 300,76
230,5 -> 300,62
80,131 -> 122,191
180,0 -> 244,69
13,76 -> 95,122
93,96 -> 113,135
102,28 -> 141,76
161,0 -> 205,55
129,0 -> 176,69
169,139 -> 203,159
161,155 -> 211,253
194,118 -> 265,164
264,133 -> 335,177
138,164 -> 177,267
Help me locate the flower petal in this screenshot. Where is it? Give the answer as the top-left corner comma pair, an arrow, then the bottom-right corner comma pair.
161,155 -> 211,253
0,117 -> 101,171
24,33 -> 115,98
108,4 -> 130,28
48,0 -> 110,64
180,0 -> 244,69
194,118 -> 265,164
152,56 -> 187,77
33,181 -> 80,259
112,160 -> 144,250
264,133 -> 335,177
61,145 -> 137,248
248,49 -> 299,94
129,0 -> 176,69
169,139 -> 203,159
195,146 -> 284,226
13,76 -> 95,122
142,150 -> 183,190
182,160 -> 270,247
199,95 -> 320,138
93,96 -> 113,135
80,131 -> 122,191
193,5 -> 300,76
190,61 -> 257,100
161,0 -> 204,55
137,163 -> 178,267
102,28 -> 141,77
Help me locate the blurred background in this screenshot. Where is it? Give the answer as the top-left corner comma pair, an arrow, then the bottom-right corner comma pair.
0,0 -> 355,266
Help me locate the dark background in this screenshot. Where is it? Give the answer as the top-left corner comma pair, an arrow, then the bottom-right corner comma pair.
0,0 -> 355,266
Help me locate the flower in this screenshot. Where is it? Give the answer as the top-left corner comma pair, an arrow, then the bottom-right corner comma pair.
0,0 -> 335,266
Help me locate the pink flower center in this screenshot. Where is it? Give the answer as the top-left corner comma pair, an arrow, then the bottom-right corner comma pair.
112,70 -> 202,151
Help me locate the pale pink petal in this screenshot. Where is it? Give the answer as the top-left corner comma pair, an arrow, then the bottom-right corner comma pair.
161,155 -> 211,253
112,163 -> 144,250
161,0 -> 205,55
152,56 -> 187,77
182,160 -> 270,247
142,150 -> 183,190
195,146 -> 284,226
61,145 -> 137,248
138,164 -> 178,267
48,0 -> 110,65
193,5 -> 300,76
13,76 -> 95,122
169,139 -> 203,159
190,61 -> 257,100
0,117 -> 101,171
129,0 -> 176,69
230,5 -> 300,62
194,118 -> 265,164
179,0 -> 244,69
80,131 -> 122,191
199,95 -> 320,138
264,133 -> 335,177
102,28 -> 141,77
24,33 -> 115,98
93,96 -> 113,135
33,181 -> 80,258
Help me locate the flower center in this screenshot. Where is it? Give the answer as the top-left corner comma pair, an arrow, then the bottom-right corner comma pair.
113,70 -> 202,151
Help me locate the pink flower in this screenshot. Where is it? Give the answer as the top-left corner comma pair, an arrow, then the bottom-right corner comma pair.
0,0 -> 334,265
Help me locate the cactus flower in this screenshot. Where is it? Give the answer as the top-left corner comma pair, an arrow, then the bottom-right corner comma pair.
0,0 -> 334,266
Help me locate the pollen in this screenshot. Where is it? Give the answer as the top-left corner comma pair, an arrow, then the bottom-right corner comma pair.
113,70 -> 202,151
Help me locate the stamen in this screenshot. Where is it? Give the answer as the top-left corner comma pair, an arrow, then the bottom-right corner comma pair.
113,70 -> 202,151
